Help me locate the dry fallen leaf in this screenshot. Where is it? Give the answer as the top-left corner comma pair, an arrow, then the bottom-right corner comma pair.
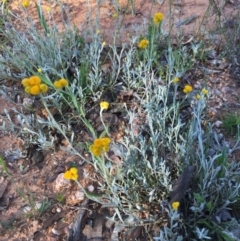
124,226 -> 143,240
170,166 -> 195,204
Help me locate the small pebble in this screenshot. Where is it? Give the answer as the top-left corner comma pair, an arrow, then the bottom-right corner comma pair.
218,133 -> 224,140
35,202 -> 42,210
55,173 -> 71,192
214,89 -> 221,96
87,185 -> 94,192
23,206 -> 31,213
214,120 -> 223,127
56,207 -> 61,213
194,83 -> 201,89
52,228 -> 60,236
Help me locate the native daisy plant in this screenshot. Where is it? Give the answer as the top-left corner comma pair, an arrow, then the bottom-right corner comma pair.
137,12 -> 165,61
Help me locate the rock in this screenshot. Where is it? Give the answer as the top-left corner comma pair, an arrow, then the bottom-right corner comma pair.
214,120 -> 223,127
66,190 -> 85,205
87,185 -> 94,192
55,173 -> 71,192
218,133 -> 224,140
23,206 -> 31,213
52,228 -> 60,236
214,89 -> 221,96
35,202 -> 42,210
56,208 -> 61,213
194,82 -> 201,89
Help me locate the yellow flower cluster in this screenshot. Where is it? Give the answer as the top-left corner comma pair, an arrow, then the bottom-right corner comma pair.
183,85 -> 193,94
90,137 -> 111,156
53,78 -> 68,89
22,0 -> 30,8
138,39 -> 149,49
63,167 -> 78,180
153,12 -> 164,25
196,88 -> 209,100
201,88 -> 208,96
22,76 -> 48,95
172,201 -> 180,211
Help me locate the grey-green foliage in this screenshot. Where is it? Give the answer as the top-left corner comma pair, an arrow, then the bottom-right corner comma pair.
0,4 -> 87,81
154,96 -> 240,240
154,208 -> 183,241
104,70 -> 185,218
93,43 -> 195,222
179,98 -> 240,240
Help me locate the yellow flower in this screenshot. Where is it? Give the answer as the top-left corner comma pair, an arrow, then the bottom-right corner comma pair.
53,81 -> 62,89
29,76 -> 41,86
22,78 -> 30,87
53,78 -> 68,89
37,68 -> 42,73
40,84 -> 48,93
153,12 -> 164,25
196,94 -> 201,100
94,137 -> 111,151
89,145 -> 102,156
183,85 -> 193,94
22,0 -> 30,8
45,6 -> 51,12
2,0 -> 7,3
30,85 -> 41,95
90,137 -> 111,156
100,101 -> 109,111
96,29 -> 101,35
24,86 -> 31,94
63,167 -> 78,180
102,42 -> 106,47
173,77 -> 180,84
113,12 -> 118,19
201,88 -> 208,96
138,39 -> 149,49
59,78 -> 68,87
172,201 -> 180,211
